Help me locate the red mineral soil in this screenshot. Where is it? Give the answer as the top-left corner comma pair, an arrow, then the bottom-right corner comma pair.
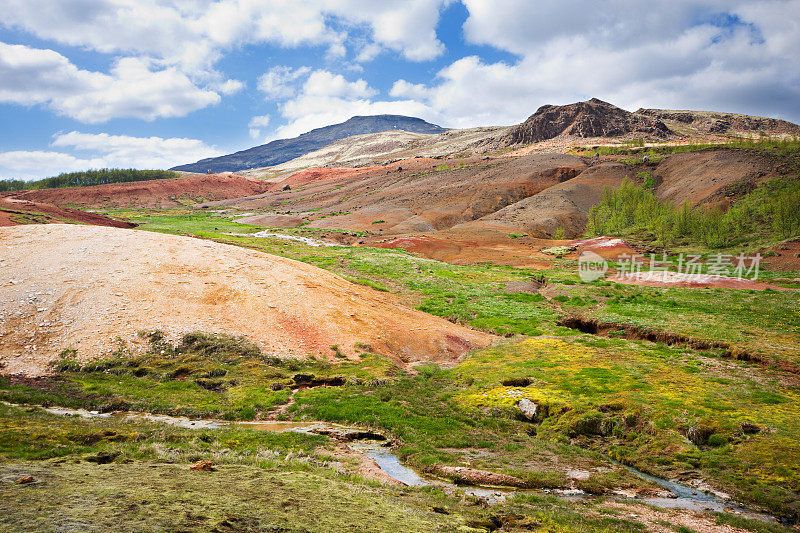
0,224 -> 493,377
372,233 -> 556,269
0,193 -> 135,228
568,236 -> 637,259
200,154 -> 588,235
606,271 -> 786,290
653,150 -> 779,206
6,173 -> 270,209
761,239 -> 800,272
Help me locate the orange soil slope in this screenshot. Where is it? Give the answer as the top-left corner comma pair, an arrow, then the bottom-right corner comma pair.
653,150 -> 779,206
0,225 -> 493,376
0,193 -> 135,228
9,173 -> 270,209
203,154 -> 588,234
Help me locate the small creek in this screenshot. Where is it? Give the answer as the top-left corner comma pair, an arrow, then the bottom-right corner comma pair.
13,403 -> 782,522
226,231 -> 337,247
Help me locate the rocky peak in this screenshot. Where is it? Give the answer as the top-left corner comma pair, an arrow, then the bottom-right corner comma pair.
503,98 -> 671,145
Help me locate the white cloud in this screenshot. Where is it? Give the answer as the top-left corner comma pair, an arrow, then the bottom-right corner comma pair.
257,66 -> 312,100
0,151 -> 106,181
266,68 -> 435,138
332,0 -> 449,61
0,1 -> 452,125
1,131 -> 223,180
382,0 -> 800,127
0,0 -> 449,73
51,131 -> 222,169
389,80 -> 434,101
248,115 -> 271,139
216,79 -> 246,95
355,43 -> 382,63
302,70 -> 377,99
0,43 -> 221,123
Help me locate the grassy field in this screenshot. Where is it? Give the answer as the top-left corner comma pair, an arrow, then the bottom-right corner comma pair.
3,206 -> 799,530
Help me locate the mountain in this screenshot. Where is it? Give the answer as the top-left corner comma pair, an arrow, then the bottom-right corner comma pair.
501,98 -> 670,145
172,115 -> 447,173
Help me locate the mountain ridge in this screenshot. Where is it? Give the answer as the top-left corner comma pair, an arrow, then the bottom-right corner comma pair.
172,115 -> 446,173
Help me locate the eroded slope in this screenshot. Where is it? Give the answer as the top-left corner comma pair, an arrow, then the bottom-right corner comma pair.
0,225 -> 492,376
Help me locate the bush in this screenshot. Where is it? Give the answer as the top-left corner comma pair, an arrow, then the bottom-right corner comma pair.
707,434 -> 728,447
178,332 -> 262,362
586,177 -> 800,248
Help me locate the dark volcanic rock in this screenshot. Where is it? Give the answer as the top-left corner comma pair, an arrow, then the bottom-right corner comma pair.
503,98 -> 670,145
172,115 -> 446,173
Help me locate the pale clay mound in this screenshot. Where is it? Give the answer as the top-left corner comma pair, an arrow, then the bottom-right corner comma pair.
0,224 -> 492,376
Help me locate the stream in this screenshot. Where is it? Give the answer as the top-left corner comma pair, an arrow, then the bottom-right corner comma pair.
12,403 -> 783,523
226,231 -> 338,247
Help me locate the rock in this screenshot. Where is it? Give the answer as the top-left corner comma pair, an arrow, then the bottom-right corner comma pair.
308,425 -> 386,442
282,184 -> 291,191
190,460 -> 215,471
85,451 -> 120,464
15,475 -> 35,484
740,421 -> 761,434
516,398 -> 538,421
269,382 -> 285,391
502,98 -> 670,145
433,466 -> 527,488
688,424 -> 716,445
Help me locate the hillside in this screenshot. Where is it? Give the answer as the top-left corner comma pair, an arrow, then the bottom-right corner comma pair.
0,224 -> 492,376
6,172 -> 270,209
239,126 -> 505,180
637,108 -> 800,138
172,115 -> 447,173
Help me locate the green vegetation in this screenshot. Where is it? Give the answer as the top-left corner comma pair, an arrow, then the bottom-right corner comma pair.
586,178 -> 800,248
2,331 -> 397,420
5,203 -> 800,529
451,337 -> 800,517
577,137 -> 800,161
0,399 -> 671,533
0,168 -> 178,192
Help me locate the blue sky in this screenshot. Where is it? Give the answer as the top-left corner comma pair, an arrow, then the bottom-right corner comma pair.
1,0 -> 798,180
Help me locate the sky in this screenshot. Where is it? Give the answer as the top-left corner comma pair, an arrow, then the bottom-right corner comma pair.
0,0 -> 799,180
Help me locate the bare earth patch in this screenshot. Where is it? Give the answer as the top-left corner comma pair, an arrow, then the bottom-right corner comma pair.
0,224 -> 492,376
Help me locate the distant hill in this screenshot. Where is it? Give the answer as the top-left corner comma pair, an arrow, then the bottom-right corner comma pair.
501,98 -> 670,145
636,108 -> 800,138
172,115 -> 447,173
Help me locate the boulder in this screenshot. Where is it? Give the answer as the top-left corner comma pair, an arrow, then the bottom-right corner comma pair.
517,398 -> 538,421
190,460 -> 215,471
688,424 -> 716,445
433,466 -> 527,488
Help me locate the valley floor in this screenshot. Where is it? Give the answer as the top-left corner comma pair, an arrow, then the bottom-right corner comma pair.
1,206 -> 799,532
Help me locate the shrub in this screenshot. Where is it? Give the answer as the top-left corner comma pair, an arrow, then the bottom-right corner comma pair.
586,177 -> 800,248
